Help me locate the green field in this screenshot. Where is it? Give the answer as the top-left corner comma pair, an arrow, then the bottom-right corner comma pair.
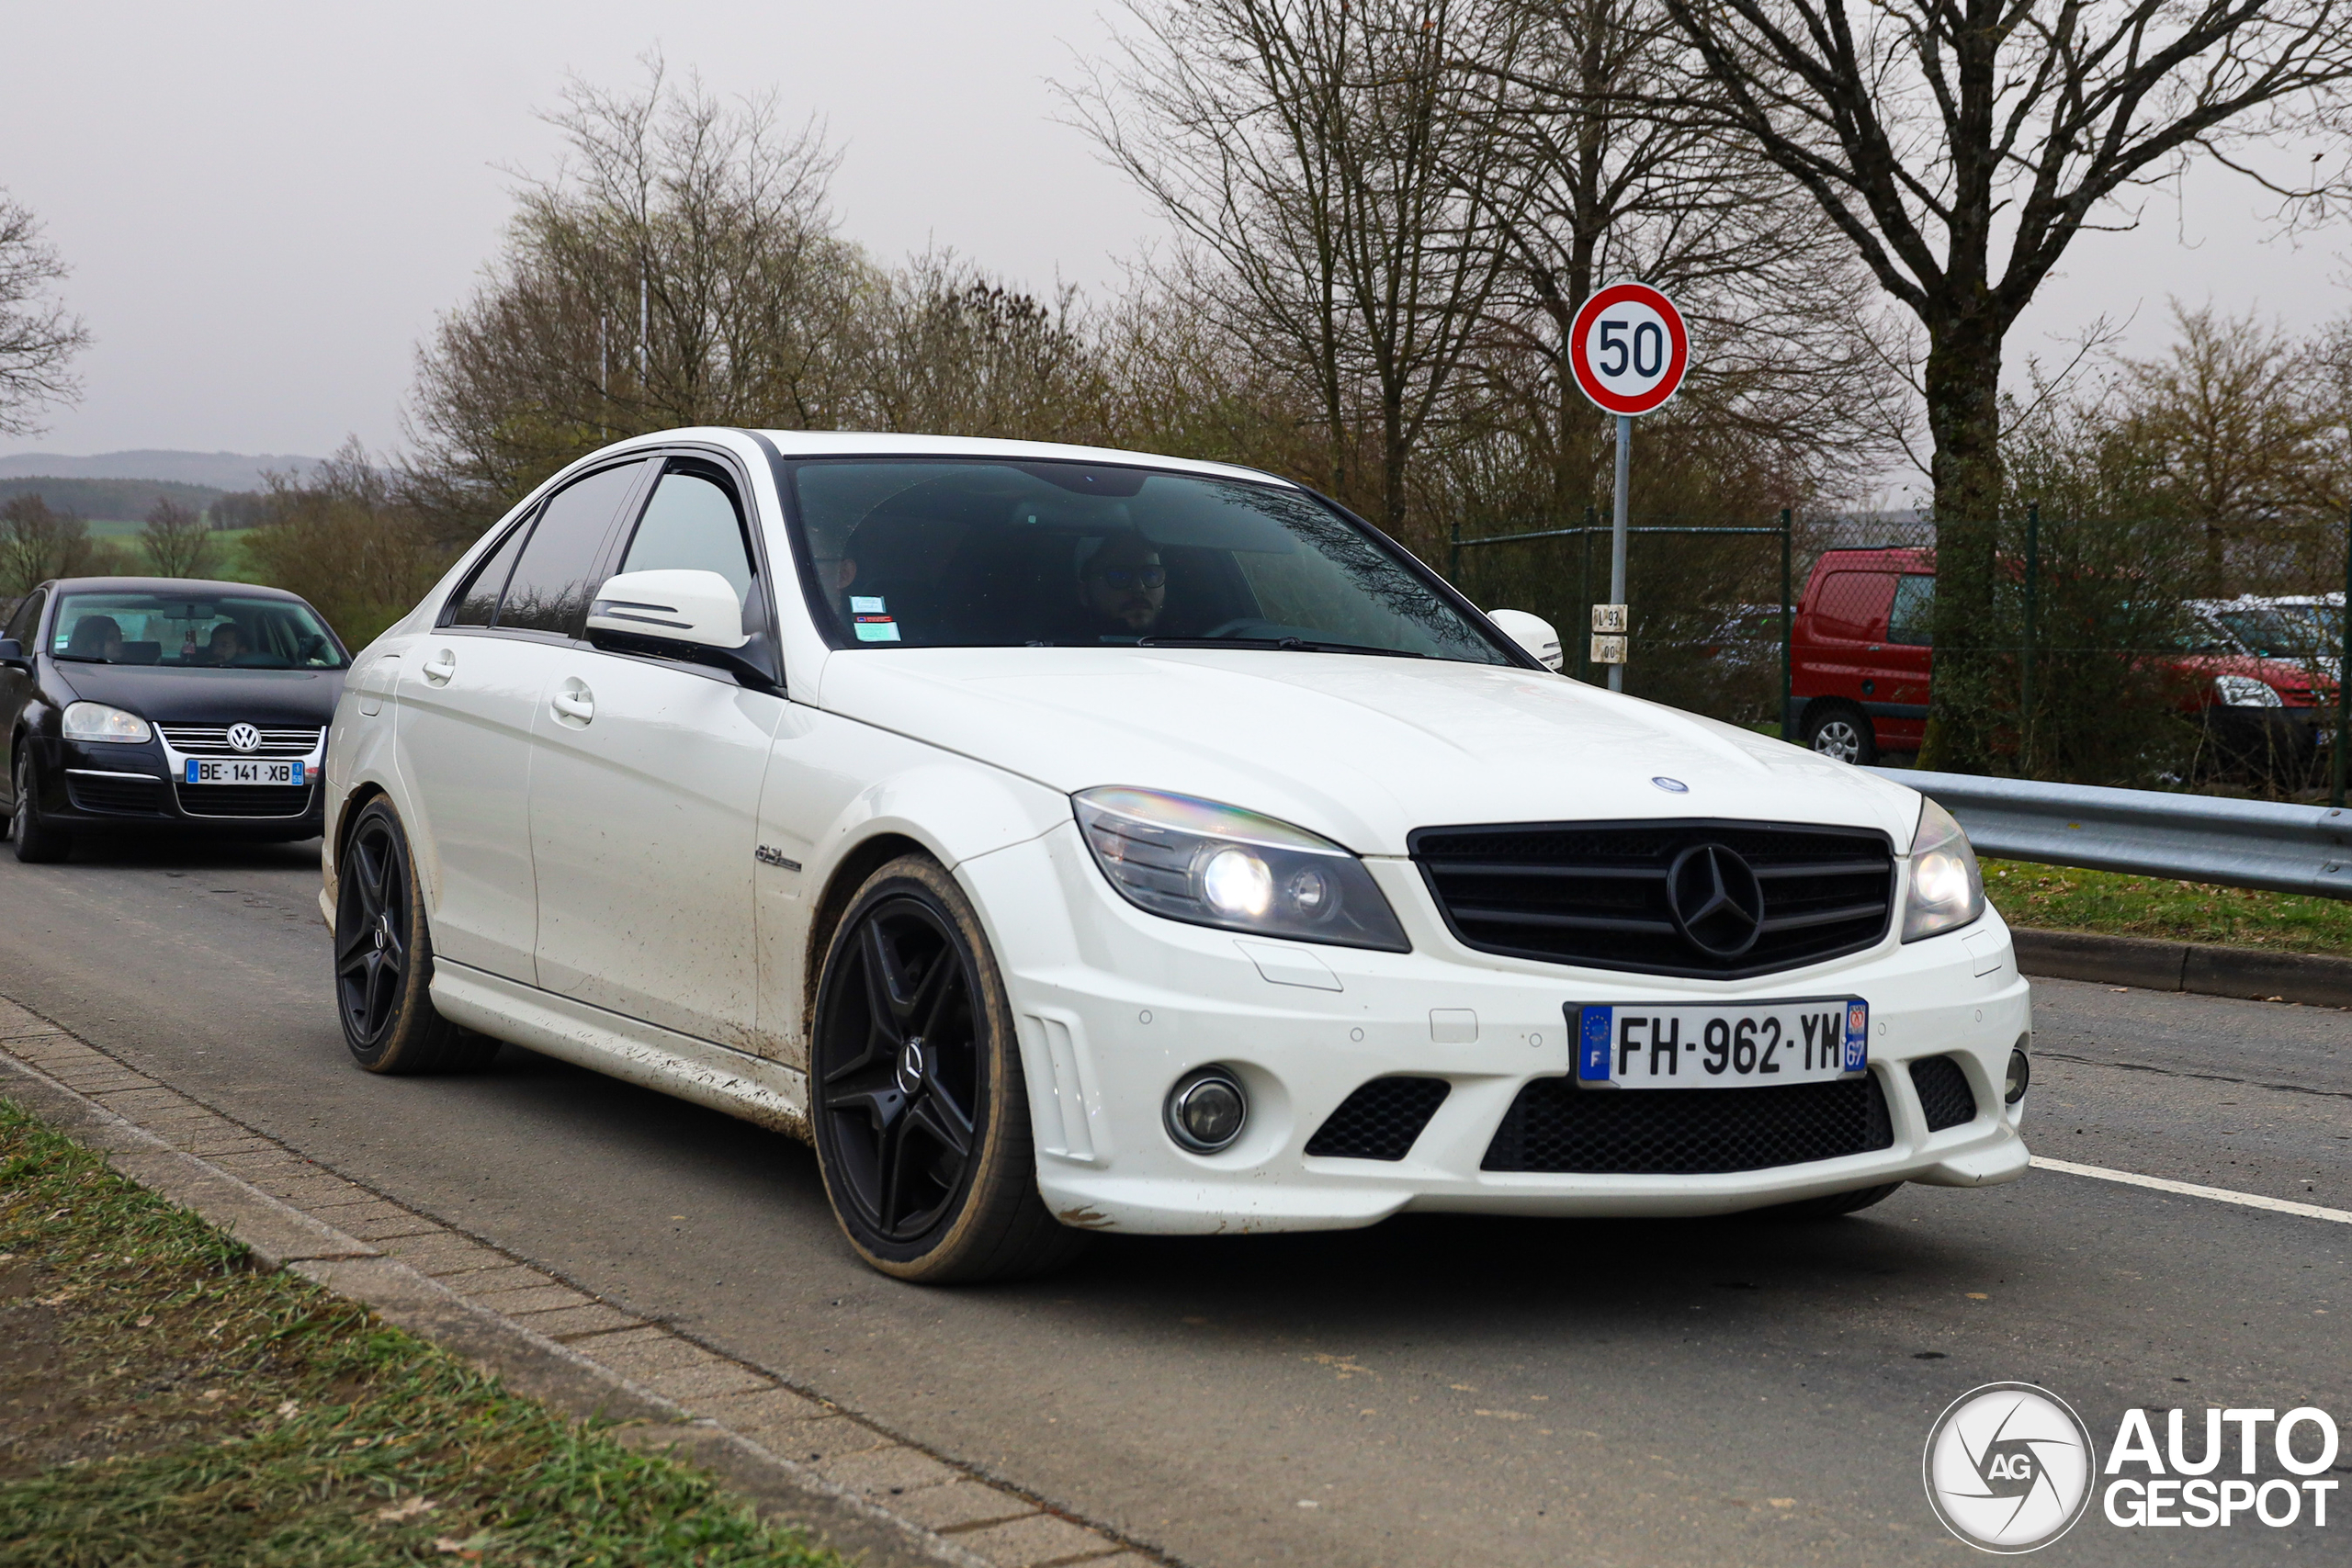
1984,858 -> 2352,957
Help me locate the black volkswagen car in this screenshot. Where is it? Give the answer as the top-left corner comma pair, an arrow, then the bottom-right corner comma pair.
0,577 -> 348,862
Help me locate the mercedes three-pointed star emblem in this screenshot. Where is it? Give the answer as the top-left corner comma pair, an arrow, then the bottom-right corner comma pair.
1666,842 -> 1766,958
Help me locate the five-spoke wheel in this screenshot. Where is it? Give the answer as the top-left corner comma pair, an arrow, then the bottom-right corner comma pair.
334,799 -> 496,1074
810,855 -> 1082,1281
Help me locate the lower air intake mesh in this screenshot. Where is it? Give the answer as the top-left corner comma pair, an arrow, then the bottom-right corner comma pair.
1305,1077 -> 1451,1161
1482,1074 -> 1894,1174
1909,1055 -> 1979,1132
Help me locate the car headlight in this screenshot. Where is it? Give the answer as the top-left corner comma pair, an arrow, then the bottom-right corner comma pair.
1074,786 -> 1410,951
62,702 -> 153,744
1902,796 -> 1984,942
2213,674 -> 2283,707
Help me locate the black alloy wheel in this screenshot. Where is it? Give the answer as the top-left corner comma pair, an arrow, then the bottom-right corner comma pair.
10,750 -> 71,863
810,855 -> 1083,1282
334,799 -> 496,1074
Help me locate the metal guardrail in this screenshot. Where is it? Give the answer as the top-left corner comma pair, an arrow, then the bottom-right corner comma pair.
1868,768 -> 2352,901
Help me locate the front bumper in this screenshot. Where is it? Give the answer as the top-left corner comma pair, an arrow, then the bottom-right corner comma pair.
963,822 -> 2031,1235
40,731 -> 326,834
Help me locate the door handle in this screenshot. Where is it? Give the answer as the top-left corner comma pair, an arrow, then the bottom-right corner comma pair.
552,690 -> 594,724
422,650 -> 457,685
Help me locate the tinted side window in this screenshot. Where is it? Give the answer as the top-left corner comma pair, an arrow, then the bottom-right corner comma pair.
446,517 -> 533,627
1811,570 -> 1897,642
5,589 -> 44,647
1886,573 -> 1935,647
618,468 -> 755,602
496,462 -> 648,637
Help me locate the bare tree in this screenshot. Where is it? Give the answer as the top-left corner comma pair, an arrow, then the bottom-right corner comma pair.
0,192 -> 93,437
1465,0 -> 1894,524
2112,301 -> 2332,589
1069,0 -> 1535,537
0,494 -> 110,595
140,498 -> 217,580
406,55 -> 865,537
1660,0 -> 2352,767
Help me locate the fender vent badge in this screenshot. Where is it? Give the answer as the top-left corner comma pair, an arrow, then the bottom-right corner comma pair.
754,845 -> 802,872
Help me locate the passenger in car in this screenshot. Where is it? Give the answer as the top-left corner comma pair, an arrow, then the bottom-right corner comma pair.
65,615 -> 125,660
202,624 -> 244,666
1076,533 -> 1167,638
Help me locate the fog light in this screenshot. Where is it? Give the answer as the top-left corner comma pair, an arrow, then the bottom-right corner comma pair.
1166,1066 -> 1248,1153
2004,1043 -> 2031,1105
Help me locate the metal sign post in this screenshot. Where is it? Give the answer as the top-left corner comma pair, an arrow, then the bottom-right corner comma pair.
1568,282 -> 1690,693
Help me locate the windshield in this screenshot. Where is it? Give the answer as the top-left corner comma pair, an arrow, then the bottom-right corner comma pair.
2212,607 -> 2324,659
51,591 -> 348,670
786,459 -> 1512,663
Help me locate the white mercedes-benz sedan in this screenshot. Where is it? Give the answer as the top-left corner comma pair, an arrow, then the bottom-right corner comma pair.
320,429 -> 2031,1281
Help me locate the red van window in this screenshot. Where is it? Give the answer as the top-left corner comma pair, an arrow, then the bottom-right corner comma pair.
1811,571 -> 1896,641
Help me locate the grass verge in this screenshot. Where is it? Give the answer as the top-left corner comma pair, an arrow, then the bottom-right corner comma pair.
0,1098 -> 845,1567
1984,858 -> 2352,958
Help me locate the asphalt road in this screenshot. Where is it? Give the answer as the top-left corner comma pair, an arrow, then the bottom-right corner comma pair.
2,835 -> 2346,1566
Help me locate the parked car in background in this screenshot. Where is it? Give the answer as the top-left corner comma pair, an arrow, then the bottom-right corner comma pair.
0,577 -> 348,861
1788,549 -> 2336,768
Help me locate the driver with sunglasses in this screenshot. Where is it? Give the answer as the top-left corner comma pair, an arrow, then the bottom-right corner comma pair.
1077,532 -> 1168,637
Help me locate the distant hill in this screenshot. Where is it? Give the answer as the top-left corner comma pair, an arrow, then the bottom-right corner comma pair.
0,476 -> 226,525
0,449 -> 318,491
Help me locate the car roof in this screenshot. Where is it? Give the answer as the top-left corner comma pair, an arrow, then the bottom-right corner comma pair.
593,427 -> 1304,491
48,576 -> 310,601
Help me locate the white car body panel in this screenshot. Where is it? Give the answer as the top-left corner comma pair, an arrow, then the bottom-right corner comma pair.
321,427 -> 2032,1237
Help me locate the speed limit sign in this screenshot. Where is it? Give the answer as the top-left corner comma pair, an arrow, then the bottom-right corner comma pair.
1569,282 -> 1688,415
1570,280 -> 1690,693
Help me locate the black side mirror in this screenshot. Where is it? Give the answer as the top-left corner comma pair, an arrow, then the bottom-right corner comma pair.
0,637 -> 28,672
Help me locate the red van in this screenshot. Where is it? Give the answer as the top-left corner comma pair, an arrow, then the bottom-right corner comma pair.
1787,547 -> 2336,767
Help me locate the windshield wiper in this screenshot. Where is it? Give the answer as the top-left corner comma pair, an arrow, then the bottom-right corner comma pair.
1136,636 -> 1427,659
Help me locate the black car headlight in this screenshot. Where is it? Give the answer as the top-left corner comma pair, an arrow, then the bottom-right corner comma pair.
1901,796 -> 1985,942
1073,786 -> 1410,952
62,701 -> 153,744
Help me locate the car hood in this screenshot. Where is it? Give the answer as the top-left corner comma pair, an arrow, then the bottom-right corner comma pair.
816,648 -> 1924,855
48,660 -> 345,726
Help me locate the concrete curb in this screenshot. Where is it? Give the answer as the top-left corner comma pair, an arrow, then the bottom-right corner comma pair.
2010,927 -> 2352,1008
0,1002 -> 1154,1568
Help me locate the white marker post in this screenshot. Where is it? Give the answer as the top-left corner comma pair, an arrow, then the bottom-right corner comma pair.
1567,282 -> 1690,691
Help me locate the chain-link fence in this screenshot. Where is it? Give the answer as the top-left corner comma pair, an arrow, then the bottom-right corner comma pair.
1444,509 -> 2352,802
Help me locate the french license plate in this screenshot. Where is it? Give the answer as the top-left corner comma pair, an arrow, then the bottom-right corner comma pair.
1573,998 -> 1867,1089
186,759 -> 302,785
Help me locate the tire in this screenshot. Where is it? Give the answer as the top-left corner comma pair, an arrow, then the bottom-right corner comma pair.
334,798 -> 498,1074
10,750 -> 71,863
1803,703 -> 1878,766
809,854 -> 1084,1283
1758,1181 -> 1903,1220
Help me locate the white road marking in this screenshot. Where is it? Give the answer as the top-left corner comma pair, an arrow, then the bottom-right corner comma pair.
2030,1156 -> 2351,1224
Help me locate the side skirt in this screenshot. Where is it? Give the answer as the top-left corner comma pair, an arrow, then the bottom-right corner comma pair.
431,961 -> 810,1142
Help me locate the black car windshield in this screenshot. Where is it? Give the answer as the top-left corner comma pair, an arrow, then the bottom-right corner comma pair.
787,459 -> 1512,663
51,592 -> 348,670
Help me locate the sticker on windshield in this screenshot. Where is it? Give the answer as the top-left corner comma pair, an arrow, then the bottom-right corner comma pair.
850,596 -> 887,614
853,614 -> 900,643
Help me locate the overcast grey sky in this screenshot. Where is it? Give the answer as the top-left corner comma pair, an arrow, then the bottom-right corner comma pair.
4,1 -> 2347,467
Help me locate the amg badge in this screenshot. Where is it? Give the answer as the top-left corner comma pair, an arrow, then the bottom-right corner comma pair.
754,845 -> 801,871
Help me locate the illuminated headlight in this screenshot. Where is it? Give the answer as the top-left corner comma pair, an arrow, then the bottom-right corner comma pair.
2213,674 -> 2283,707
62,702 -> 153,744
1074,786 -> 1410,951
1901,796 -> 1984,942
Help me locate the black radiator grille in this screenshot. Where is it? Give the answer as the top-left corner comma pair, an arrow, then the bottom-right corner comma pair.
1411,819 -> 1895,978
1482,1073 -> 1894,1174
66,772 -> 165,815
175,782 -> 315,818
1305,1077 -> 1451,1161
1909,1055 -> 1980,1132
